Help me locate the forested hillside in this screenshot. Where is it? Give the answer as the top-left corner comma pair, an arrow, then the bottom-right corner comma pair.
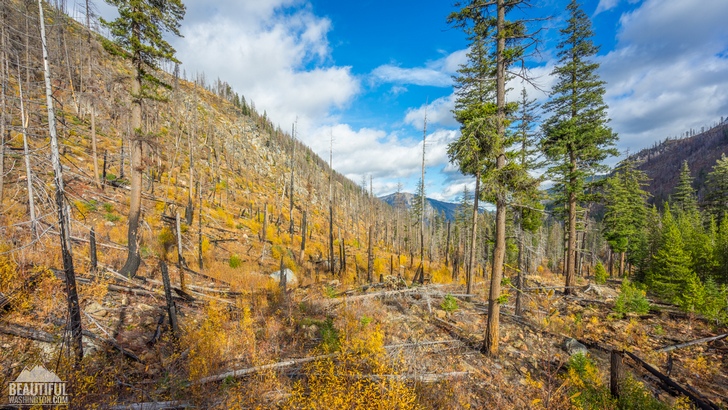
0,1 -> 726,409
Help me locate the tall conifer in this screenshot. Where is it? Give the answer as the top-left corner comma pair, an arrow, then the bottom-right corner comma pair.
541,0 -> 617,294
102,0 -> 186,277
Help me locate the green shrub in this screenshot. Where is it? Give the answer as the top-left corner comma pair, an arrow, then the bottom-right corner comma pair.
441,294 -> 458,313
320,318 -> 339,352
228,254 -> 242,268
566,353 -> 614,410
616,375 -> 671,410
614,280 -> 650,317
698,279 -> 728,325
594,261 -> 607,284
104,213 -> 120,222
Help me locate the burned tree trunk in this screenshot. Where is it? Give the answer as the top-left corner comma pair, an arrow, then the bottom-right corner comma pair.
39,0 -> 83,363
367,224 -> 373,283
160,261 -> 179,336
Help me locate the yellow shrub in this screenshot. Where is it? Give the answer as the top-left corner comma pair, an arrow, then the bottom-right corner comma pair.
431,264 -> 453,284
285,316 -> 420,409
185,301 -> 231,381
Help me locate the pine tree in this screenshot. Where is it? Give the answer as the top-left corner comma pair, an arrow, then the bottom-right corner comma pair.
102,0 -> 186,277
671,160 -> 698,216
448,9 -> 496,296
541,0 -> 617,294
717,213 -> 728,283
647,206 -> 695,303
704,154 -> 728,224
450,0 -> 540,356
602,160 -> 648,276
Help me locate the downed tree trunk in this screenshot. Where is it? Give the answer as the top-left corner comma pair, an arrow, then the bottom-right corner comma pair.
656,333 -> 728,353
0,322 -> 57,343
193,339 -> 460,386
193,353 -> 338,385
345,371 -> 469,383
623,350 -> 720,410
81,330 -> 143,363
147,312 -> 167,346
323,287 -> 422,307
107,400 -> 192,410
430,317 -> 481,350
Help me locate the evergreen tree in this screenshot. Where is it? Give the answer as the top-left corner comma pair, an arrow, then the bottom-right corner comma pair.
704,154 -> 728,224
646,206 -> 695,303
671,160 -> 698,215
541,0 -> 617,294
102,0 -> 186,277
602,160 -> 648,276
450,0 -> 540,356
448,8 -> 496,296
717,213 -> 728,283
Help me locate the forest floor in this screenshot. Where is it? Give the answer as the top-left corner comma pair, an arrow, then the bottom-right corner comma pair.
1,255 -> 726,409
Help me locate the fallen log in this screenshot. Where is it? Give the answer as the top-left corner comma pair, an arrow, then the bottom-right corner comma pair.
344,371 -> 469,383
384,339 -> 461,350
81,330 -> 143,363
147,312 -> 167,346
182,266 -> 219,283
193,339 -> 460,385
193,353 -> 338,385
324,287 -> 422,307
0,322 -> 57,343
107,400 -> 192,410
430,318 -> 481,350
656,333 -> 728,353
623,350 -> 720,410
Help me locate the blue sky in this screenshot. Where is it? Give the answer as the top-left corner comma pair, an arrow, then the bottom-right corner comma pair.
88,0 -> 728,202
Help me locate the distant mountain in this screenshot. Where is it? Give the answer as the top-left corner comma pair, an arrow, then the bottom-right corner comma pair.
379,192 -> 459,221
627,122 -> 728,206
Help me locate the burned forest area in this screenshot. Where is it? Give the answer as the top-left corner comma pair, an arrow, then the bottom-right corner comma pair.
0,0 -> 727,409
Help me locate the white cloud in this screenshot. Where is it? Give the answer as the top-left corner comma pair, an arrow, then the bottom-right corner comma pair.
370,65 -> 452,87
297,124 -> 458,196
370,49 -> 467,87
170,0 -> 360,130
599,0 -> 728,153
404,95 -> 457,128
594,0 -> 621,15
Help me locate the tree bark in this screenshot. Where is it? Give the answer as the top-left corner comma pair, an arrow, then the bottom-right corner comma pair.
90,227 -> 98,274
300,210 -> 307,261
367,224 -> 373,283
467,171 -> 480,297
610,350 -> 624,398
91,106 -> 101,189
565,156 -> 577,295
176,212 -> 186,291
38,0 -> 83,363
160,261 -> 179,336
484,0 -> 507,356
445,220 -> 451,267
18,73 -> 37,237
119,16 -> 144,278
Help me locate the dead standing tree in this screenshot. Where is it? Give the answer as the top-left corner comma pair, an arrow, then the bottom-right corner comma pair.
38,0 -> 83,363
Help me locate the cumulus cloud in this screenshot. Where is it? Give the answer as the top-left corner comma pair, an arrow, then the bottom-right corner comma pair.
599,0 -> 728,152
370,49 -> 468,87
296,124 -> 457,196
169,0 -> 360,130
404,95 -> 457,128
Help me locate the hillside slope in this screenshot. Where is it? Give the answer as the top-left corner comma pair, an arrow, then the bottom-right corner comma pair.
628,122 -> 728,205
